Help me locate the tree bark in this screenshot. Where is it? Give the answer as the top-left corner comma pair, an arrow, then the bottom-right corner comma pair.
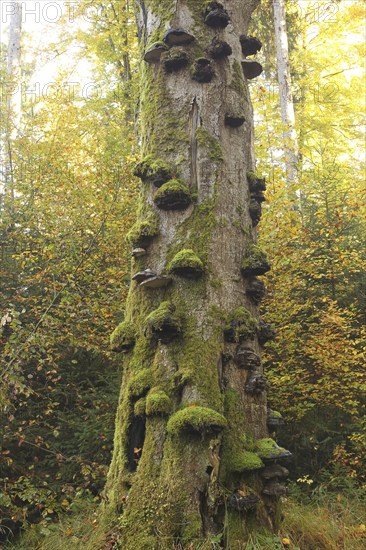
273,0 -> 299,187
1,1 -> 22,218
103,1 -> 289,547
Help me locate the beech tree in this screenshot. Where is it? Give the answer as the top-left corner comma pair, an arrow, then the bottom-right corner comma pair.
103,1 -> 291,548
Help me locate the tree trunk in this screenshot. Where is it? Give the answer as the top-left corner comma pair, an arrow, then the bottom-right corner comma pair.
104,1 -> 290,547
273,0 -> 299,187
1,1 -> 22,219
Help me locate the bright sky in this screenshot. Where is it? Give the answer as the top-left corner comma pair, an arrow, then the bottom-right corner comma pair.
1,1 -> 94,101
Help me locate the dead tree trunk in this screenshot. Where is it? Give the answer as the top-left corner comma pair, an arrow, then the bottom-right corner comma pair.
104,2 -> 290,548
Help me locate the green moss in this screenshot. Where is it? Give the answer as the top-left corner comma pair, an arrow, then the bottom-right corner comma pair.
241,244 -> 270,277
227,451 -> 264,473
146,389 -> 172,416
134,397 -> 147,416
270,410 -> 283,418
134,154 -> 173,186
129,369 -> 153,398
255,438 -> 289,460
126,212 -> 159,247
168,307 -> 224,410
153,179 -> 190,198
110,321 -> 136,353
140,55 -> 189,157
224,307 -> 258,343
247,171 -> 266,192
226,512 -> 247,547
145,301 -> 181,333
153,180 -> 192,210
167,249 -> 204,276
166,199 -> 217,267
181,510 -> 202,546
167,406 -> 227,436
247,171 -> 257,187
220,389 -> 263,484
196,127 -> 223,162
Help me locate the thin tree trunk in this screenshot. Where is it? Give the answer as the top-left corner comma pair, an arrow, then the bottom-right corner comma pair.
273,0 -> 299,187
103,2 -> 290,547
2,1 -> 22,218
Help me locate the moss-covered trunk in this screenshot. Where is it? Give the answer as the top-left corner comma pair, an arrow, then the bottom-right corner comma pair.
104,1 -> 290,548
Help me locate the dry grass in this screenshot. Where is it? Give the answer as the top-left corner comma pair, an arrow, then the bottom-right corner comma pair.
4,493 -> 366,550
280,494 -> 366,550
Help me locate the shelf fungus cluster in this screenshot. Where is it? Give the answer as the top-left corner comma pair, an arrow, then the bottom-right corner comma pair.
145,301 -> 182,344
247,171 -> 266,227
267,409 -> 285,431
240,34 -> 263,80
143,4 -> 262,108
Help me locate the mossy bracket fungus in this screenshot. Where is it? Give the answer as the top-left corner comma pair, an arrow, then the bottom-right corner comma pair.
167,406 -> 227,436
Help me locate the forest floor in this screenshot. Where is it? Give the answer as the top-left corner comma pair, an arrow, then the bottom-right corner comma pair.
3,489 -> 365,550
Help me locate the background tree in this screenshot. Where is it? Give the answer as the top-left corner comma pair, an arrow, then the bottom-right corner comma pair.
250,0 -> 366,485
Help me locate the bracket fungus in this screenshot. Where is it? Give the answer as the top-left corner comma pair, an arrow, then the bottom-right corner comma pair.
208,38 -> 232,59
247,171 -> 266,193
241,245 -> 271,277
110,320 -> 136,353
262,481 -> 288,497
146,389 -> 172,416
145,301 -> 182,343
167,249 -> 204,279
131,248 -> 146,258
249,198 -> 262,227
228,492 -> 259,512
134,397 -> 147,417
245,371 -> 268,396
133,155 -> 172,187
191,58 -> 215,83
225,113 -> 246,128
255,438 -> 292,463
227,450 -> 264,473
139,275 -> 172,289
224,307 -> 258,343
267,409 -> 285,430
127,214 -> 159,248
153,180 -> 192,211
167,406 -> 227,436
239,35 -> 262,57
204,2 -> 230,28
246,278 -> 266,304
129,369 -> 153,398
261,464 -> 289,481
162,48 -> 189,73
132,269 -> 157,284
143,41 -> 169,64
235,347 -> 261,370
163,28 -> 195,46
241,59 -> 263,80
258,319 -> 277,346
